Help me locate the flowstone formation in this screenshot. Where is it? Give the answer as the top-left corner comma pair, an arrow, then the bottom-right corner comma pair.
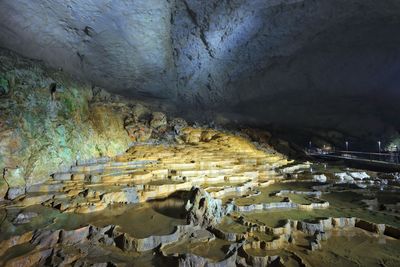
0,48 -> 400,267
2,126 -> 288,214
0,48 -> 177,200
1,121 -> 400,266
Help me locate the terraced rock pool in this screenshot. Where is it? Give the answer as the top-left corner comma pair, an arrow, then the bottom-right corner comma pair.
1,131 -> 400,266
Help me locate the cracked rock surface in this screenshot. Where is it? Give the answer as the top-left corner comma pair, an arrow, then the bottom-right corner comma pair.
1,0 -> 400,135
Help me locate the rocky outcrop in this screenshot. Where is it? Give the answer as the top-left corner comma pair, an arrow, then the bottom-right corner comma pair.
3,167 -> 26,200
0,50 -> 190,187
125,123 -> 153,142
187,187 -> 225,228
0,50 -> 132,185
150,112 -> 168,131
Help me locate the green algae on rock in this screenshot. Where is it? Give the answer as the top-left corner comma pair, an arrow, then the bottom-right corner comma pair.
0,49 -> 131,186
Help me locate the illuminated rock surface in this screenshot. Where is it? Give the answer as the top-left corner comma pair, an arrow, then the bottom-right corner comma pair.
1,0 -> 400,138
1,4 -> 400,265
1,123 -> 400,266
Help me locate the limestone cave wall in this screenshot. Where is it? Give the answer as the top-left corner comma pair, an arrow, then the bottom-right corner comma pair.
0,49 -> 132,188
0,0 -> 400,142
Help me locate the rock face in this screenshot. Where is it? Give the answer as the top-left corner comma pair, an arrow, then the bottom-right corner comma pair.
150,112 -> 168,130
0,0 -> 176,100
3,167 -> 26,199
1,0 -> 400,136
187,187 -> 225,228
125,123 -> 153,142
0,50 -> 176,185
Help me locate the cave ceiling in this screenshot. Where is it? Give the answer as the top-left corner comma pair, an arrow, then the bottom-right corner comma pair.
1,0 -> 400,134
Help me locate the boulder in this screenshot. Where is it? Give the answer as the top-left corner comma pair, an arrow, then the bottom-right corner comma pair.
131,103 -> 151,122
125,123 -> 152,142
150,112 -> 167,130
179,128 -> 219,144
186,187 -> 224,227
180,128 -> 203,144
169,117 -> 188,134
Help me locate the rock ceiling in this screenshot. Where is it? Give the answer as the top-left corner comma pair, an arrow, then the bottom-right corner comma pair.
1,0 -> 400,134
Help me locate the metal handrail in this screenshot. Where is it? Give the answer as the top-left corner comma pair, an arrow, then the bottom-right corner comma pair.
306,148 -> 400,165
337,150 -> 398,156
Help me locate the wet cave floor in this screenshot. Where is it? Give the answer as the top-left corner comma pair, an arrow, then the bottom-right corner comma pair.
1,128 -> 400,266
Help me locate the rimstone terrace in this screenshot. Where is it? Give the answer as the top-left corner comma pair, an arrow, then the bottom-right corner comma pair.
1,1 -> 400,265
1,127 -> 400,266
19,128 -> 289,213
